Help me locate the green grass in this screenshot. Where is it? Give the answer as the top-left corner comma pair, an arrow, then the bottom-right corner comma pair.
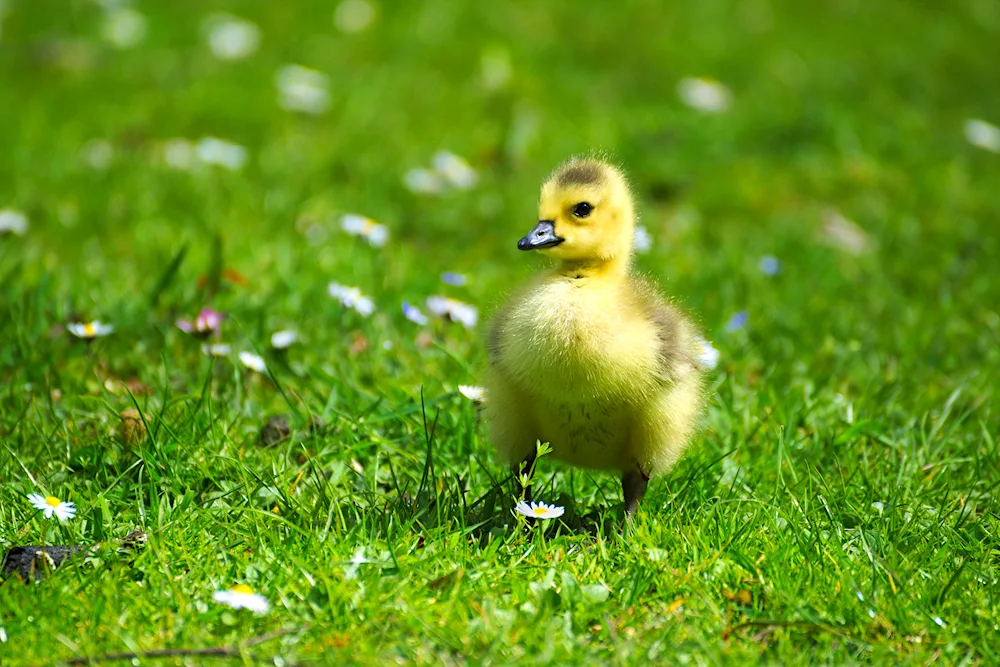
2,0 -> 999,664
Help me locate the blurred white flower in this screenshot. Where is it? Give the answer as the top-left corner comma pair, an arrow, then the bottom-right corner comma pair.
458,385 -> 485,402
432,151 -> 478,189
270,330 -> 298,349
633,226 -> 652,254
195,137 -> 248,170
822,208 -> 870,256
213,585 -> 270,614
162,139 -> 197,170
239,352 -> 267,373
340,214 -> 389,247
204,14 -> 260,61
964,118 -> 1000,153
403,167 -> 445,195
401,302 -> 428,325
202,343 -> 232,357
514,500 -> 564,520
334,0 -> 376,33
80,139 -> 114,170
28,493 -> 76,521
758,255 -> 781,275
329,282 -> 375,317
102,8 -> 147,49
276,64 -> 330,115
677,77 -> 731,113
694,337 -> 720,370
426,296 -> 478,329
0,209 -> 28,236
67,321 -> 114,339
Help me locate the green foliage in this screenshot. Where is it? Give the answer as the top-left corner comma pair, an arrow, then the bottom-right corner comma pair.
1,0 -> 998,664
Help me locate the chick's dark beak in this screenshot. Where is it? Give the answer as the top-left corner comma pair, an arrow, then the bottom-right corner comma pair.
518,220 -> 564,251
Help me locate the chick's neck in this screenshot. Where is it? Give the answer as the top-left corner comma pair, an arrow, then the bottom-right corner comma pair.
555,253 -> 630,283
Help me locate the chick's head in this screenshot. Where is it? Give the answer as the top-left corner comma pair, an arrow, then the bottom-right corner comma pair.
519,159 -> 635,263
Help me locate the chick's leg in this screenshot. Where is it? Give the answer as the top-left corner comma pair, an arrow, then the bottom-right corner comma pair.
622,468 -> 649,518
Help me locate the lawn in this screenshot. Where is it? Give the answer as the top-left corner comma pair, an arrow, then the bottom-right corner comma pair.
1,0 -> 999,664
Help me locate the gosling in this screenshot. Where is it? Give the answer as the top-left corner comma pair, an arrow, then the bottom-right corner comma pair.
483,157 -> 707,518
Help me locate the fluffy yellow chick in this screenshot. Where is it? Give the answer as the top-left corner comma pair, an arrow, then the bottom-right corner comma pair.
483,157 -> 707,517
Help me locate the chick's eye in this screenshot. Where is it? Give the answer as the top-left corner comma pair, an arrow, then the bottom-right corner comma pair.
572,202 -> 593,218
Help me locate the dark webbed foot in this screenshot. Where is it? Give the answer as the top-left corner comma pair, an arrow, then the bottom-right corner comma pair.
622,468 -> 649,519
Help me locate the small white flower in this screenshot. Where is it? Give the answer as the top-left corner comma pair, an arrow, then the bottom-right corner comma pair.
270,330 -> 298,349
694,337 -> 719,370
633,226 -> 652,254
329,282 -> 375,317
677,77 -> 731,113
67,321 -> 114,339
334,0 -> 376,33
426,296 -> 478,329
202,343 -> 232,357
239,352 -> 267,373
458,385 -> 485,402
80,139 -> 114,170
401,302 -> 428,325
276,65 -> 330,115
514,500 -> 565,520
340,214 -> 389,247
162,139 -> 197,170
212,584 -> 270,614
204,14 -> 260,61
432,151 -> 478,189
0,209 -> 29,236
403,167 -> 445,195
28,493 -> 76,521
758,255 -> 781,276
964,118 -> 1000,153
195,137 -> 247,171
102,8 -> 147,49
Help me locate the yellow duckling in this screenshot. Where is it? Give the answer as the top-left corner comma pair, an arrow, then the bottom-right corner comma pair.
483,157 -> 707,517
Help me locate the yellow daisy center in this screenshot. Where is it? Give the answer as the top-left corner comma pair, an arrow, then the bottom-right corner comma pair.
232,584 -> 254,595
83,323 -> 96,336
361,219 -> 375,233
45,496 -> 61,507
532,507 -> 547,516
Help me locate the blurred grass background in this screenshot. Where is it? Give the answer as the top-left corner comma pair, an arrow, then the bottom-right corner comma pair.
1,0 -> 998,664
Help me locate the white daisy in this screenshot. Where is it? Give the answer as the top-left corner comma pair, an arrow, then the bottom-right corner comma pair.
677,77 -> 731,113
28,493 -> 77,522
401,302 -> 428,325
202,343 -> 232,357
329,282 -> 375,317
203,14 -> 260,61
276,64 -> 330,115
426,296 -> 478,329
67,321 -> 114,339
432,151 -> 478,189
195,137 -> 247,171
340,214 -> 389,247
633,226 -> 652,254
822,208 -> 870,256
212,584 -> 270,614
239,352 -> 267,373
270,330 -> 298,349
162,139 -> 197,170
458,385 -> 485,402
694,337 -> 720,370
80,139 -> 114,170
403,167 -> 445,195
514,500 -> 565,520
964,118 -> 1000,153
334,0 -> 376,33
0,209 -> 28,236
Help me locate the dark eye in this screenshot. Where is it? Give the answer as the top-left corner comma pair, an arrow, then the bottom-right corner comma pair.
572,202 -> 593,218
